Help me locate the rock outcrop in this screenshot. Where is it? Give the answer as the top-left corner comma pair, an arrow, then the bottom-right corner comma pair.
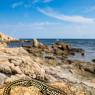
32,39 -> 45,48
0,39 -> 95,95
0,42 -> 7,47
0,32 -> 15,41
0,32 -> 15,47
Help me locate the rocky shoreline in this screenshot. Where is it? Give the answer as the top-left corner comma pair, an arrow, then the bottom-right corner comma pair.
0,33 -> 95,95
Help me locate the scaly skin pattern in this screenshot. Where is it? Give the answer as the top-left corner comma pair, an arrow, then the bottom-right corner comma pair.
3,79 -> 67,95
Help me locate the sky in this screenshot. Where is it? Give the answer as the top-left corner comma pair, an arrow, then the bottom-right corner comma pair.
0,0 -> 95,39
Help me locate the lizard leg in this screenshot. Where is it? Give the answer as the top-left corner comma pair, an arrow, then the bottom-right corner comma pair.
40,90 -> 48,95
5,88 -> 11,95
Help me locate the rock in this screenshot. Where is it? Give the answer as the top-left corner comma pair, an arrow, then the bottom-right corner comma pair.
70,52 -> 75,56
32,39 -> 43,48
32,39 -> 39,47
67,60 -> 73,64
0,62 -> 12,74
43,53 -> 55,59
1,80 -> 95,95
34,57 -> 45,64
1,47 -> 29,56
0,42 -> 7,47
10,86 -> 42,95
54,41 -> 71,50
0,32 -> 15,41
0,40 -> 95,95
0,73 -> 7,85
10,64 -> 23,74
51,41 -> 73,57
0,47 -> 45,80
5,74 -> 26,83
84,67 -> 95,74
32,39 -> 45,49
50,81 -> 95,95
81,52 -> 85,56
50,41 -> 85,58
92,59 -> 95,63
45,74 -> 57,82
70,48 -> 85,53
8,58 -> 23,66
0,86 -> 42,95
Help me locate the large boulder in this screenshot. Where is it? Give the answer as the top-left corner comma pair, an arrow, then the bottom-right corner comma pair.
32,39 -> 45,48
54,41 -> 71,50
0,47 -> 46,83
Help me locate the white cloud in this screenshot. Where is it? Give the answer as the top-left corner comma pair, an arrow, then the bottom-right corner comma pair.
0,22 -> 64,38
11,1 -> 32,9
37,7 -> 95,24
11,2 -> 23,8
0,22 -> 61,32
1,22 -> 95,39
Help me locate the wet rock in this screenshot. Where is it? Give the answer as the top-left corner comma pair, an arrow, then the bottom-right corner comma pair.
81,52 -> 85,56
70,48 -> 85,53
43,53 -> 55,59
51,41 -> 85,58
92,59 -> 95,63
67,60 -> 73,64
70,52 -> 75,56
54,41 -> 71,50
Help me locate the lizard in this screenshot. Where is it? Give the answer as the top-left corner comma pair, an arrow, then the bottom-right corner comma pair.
3,78 -> 67,95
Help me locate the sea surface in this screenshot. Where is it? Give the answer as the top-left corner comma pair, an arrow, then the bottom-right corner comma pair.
8,39 -> 95,62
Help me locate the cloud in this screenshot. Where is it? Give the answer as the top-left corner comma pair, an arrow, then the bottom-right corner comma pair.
11,2 -> 23,8
1,22 -> 95,39
0,22 -> 63,38
37,7 -> 95,24
11,1 -> 32,9
0,22 -> 61,32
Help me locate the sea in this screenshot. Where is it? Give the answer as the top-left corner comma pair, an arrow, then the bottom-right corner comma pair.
8,39 -> 95,63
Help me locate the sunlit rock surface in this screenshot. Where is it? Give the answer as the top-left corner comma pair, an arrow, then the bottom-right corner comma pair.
0,33 -> 95,94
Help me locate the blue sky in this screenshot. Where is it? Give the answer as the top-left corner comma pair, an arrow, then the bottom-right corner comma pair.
0,0 -> 95,38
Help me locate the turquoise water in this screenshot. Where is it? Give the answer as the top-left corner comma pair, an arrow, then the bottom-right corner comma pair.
8,39 -> 95,62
